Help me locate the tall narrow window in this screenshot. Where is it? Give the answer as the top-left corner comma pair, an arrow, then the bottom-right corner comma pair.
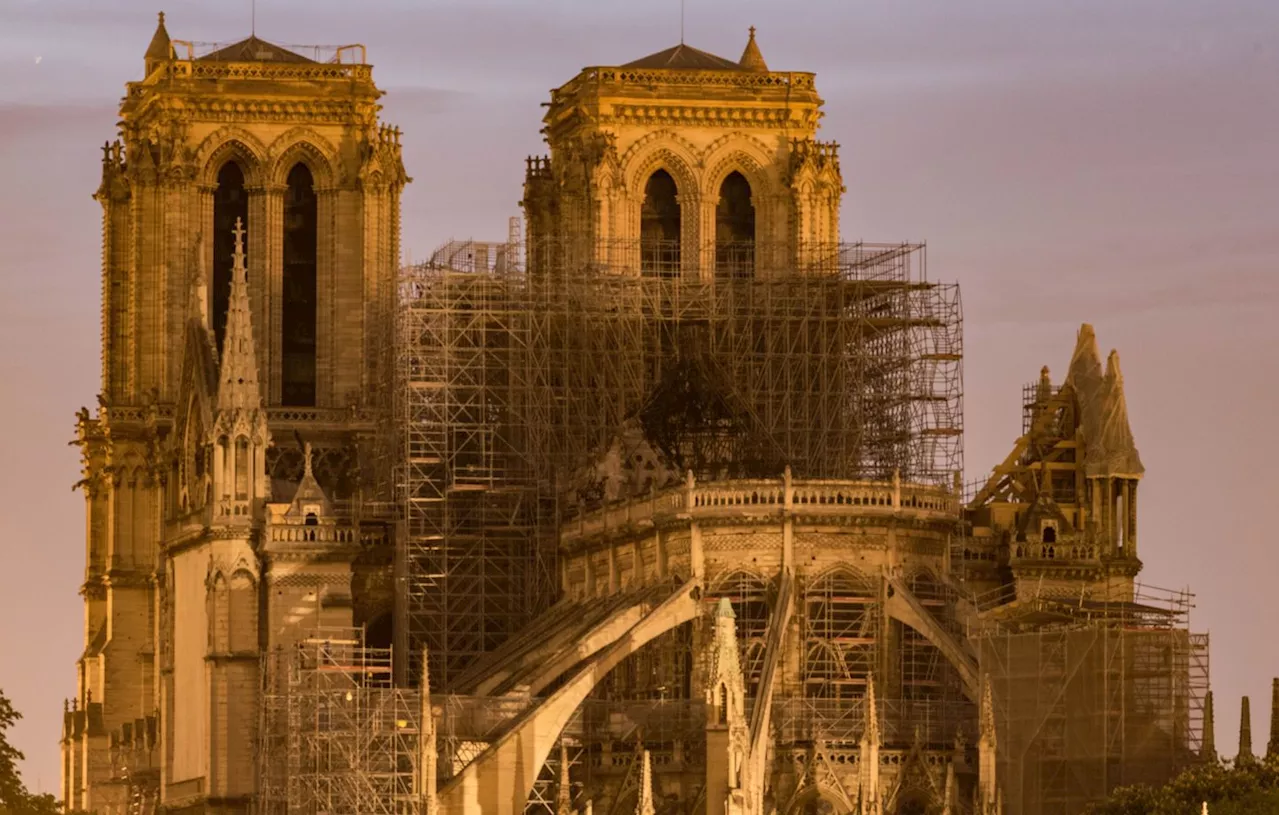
715,171 -> 755,279
640,169 -> 680,278
212,162 -> 248,357
1114,489 -> 1125,553
234,438 -> 249,501
282,163 -> 318,406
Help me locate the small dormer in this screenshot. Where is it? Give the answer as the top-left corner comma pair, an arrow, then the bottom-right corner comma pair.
286,442 -> 332,526
1013,493 -> 1077,560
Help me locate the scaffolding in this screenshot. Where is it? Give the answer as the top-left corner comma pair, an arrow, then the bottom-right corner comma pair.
258,630 -> 426,815
975,585 -> 1209,815
394,236 -> 963,687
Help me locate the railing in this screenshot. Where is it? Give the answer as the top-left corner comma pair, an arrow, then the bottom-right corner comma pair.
159,40 -> 373,81
268,524 -> 359,545
553,68 -> 818,105
267,406 -> 378,424
561,472 -> 960,544
98,404 -> 176,424
500,238 -> 929,283
93,404 -> 377,426
1010,541 -> 1100,562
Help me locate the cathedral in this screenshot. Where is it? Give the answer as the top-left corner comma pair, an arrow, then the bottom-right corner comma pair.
61,14 -> 1210,815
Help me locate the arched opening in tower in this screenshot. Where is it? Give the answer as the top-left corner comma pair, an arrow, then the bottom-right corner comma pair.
282,163 -> 318,406
715,171 -> 755,279
640,169 -> 680,278
212,161 -> 248,357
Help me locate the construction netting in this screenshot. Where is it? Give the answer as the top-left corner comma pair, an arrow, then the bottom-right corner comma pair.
976,617 -> 1209,815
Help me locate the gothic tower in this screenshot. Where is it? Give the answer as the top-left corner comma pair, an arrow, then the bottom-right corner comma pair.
64,14 -> 406,813
522,28 -> 844,278
966,324 -> 1145,603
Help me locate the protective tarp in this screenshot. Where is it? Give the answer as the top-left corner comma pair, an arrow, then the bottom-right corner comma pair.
1064,324 -> 1144,478
978,626 -> 1198,815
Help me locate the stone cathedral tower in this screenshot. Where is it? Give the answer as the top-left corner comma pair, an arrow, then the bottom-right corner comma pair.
522,28 -> 844,277
63,14 -> 406,813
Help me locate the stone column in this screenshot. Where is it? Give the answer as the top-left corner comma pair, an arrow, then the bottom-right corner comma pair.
316,184 -> 342,406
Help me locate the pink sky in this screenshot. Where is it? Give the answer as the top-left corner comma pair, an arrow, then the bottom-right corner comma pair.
0,0 -> 1275,790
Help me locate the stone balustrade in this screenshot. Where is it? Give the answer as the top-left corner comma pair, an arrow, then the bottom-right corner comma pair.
267,524 -> 359,545
561,472 -> 959,545
1011,541 -> 1100,562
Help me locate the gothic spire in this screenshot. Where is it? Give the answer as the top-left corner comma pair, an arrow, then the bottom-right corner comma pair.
636,750 -> 655,815
706,597 -> 745,725
977,676 -> 1000,815
1201,690 -> 1216,762
217,218 -> 263,413
1267,678 -> 1278,759
864,673 -> 880,746
857,674 -> 883,815
738,27 -> 769,72
145,11 -> 172,73
1237,695 -> 1252,763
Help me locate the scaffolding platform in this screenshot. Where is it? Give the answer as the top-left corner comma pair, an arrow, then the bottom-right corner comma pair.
392,235 -> 964,688
974,585 -> 1209,815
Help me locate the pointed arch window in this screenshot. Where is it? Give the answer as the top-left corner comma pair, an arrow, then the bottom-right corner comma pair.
212,162 -> 248,357
715,171 -> 755,279
282,163 -> 318,406
640,169 -> 680,278
709,570 -> 771,698
234,437 -> 250,501
229,572 -> 257,653
803,569 -> 879,700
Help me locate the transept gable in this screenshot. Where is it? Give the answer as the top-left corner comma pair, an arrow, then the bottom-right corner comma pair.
892,730 -> 941,804
784,744 -> 854,814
